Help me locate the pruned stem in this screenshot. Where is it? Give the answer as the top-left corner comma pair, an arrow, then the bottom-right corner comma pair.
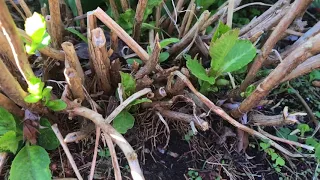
64,68 -> 85,101
62,42 -> 85,83
133,0 -> 148,42
48,0 -> 63,48
75,0 -> 85,31
179,0 -> 195,37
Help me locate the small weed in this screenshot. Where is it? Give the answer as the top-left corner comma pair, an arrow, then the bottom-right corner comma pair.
259,141 -> 285,173
187,170 -> 202,180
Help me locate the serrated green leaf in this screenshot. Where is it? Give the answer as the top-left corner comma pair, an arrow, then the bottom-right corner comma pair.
159,52 -> 170,62
0,107 -> 16,135
211,21 -> 231,43
186,55 -> 215,84
46,100 -> 67,111
120,72 -> 136,98
24,94 -> 42,103
210,30 -> 239,76
275,157 -> 285,166
112,111 -> 135,134
216,40 -> 256,74
118,9 -> 135,34
66,28 -> 88,43
38,118 -> 59,150
159,38 -> 180,48
130,98 -> 152,106
10,145 -> 51,180
0,131 -> 21,154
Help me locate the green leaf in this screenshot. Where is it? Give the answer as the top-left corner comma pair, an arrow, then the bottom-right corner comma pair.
276,128 -> 298,142
297,123 -> 311,136
211,21 -> 231,43
309,70 -> 320,82
98,148 -> 111,158
24,94 -> 42,103
10,145 -> 51,180
42,86 -> 52,104
215,78 -> 230,86
127,58 -> 143,65
159,38 -> 180,48
210,30 -> 239,76
159,52 -> 170,62
271,152 -> 278,161
112,111 -> 135,134
259,142 -> 270,150
129,98 -> 152,107
196,0 -> 218,10
118,9 -> 135,34
120,72 -> 136,98
0,107 -> 16,135
46,99 -> 67,111
66,28 -> 88,43
217,40 -> 256,74
38,118 -> 59,150
0,131 -> 22,154
315,145 -> 320,159
275,156 -> 285,166
185,55 -> 215,84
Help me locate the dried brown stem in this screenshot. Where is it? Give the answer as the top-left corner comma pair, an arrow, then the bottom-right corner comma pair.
89,126 -> 100,180
64,68 -> 85,102
110,58 -> 121,87
17,0 -> 32,17
64,123 -> 95,143
173,70 -> 312,158
109,0 -> 119,20
0,92 -> 24,118
120,0 -> 129,11
133,0 -> 148,42
94,8 -> 149,62
166,68 -> 189,95
52,124 -> 83,180
0,152 -> 7,174
8,0 -> 26,20
281,54 -> 320,83
104,134 -> 122,180
48,0 -> 63,48
70,107 -> 145,180
168,11 -> 210,55
183,3 -> 196,37
75,0 -> 85,31
135,34 -> 160,79
249,113 -> 297,126
157,107 -> 209,131
168,0 -> 185,35
240,0 -> 313,91
179,0 -> 195,38
90,28 -> 112,94
0,2 -> 36,84
62,42 -> 85,83
232,33 -> 320,118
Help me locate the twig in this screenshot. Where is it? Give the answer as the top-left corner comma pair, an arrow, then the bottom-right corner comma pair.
232,33 -> 320,118
179,0 -> 195,38
227,0 -> 235,28
135,34 -> 160,79
88,126 -> 100,180
8,0 -> 26,20
156,112 -> 170,149
64,123 -> 95,143
120,0 -> 129,11
104,134 -> 122,180
258,128 -> 314,151
172,70 -> 313,158
287,83 -> 317,125
93,8 -> 149,62
48,0 -> 63,48
106,88 -> 152,123
234,2 -> 273,12
240,0 -> 313,91
17,0 -> 32,17
69,107 -> 145,180
133,0 -> 148,42
64,68 -> 85,101
183,3 -> 196,37
168,0 -> 185,35
52,124 -> 83,180
109,0 -> 119,20
75,0 -> 85,31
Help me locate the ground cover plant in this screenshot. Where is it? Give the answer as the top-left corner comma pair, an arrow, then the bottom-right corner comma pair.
0,0 -> 320,179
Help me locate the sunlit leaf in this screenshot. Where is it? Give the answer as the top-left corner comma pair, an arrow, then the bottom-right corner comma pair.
24,94 -> 42,103
46,100 -> 67,111
0,131 -> 22,154
120,72 -> 136,98
185,55 -> 215,84
159,38 -> 180,48
159,52 -> 170,62
211,21 -> 231,43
